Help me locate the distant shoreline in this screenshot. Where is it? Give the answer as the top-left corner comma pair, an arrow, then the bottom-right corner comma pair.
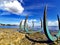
0,25 -> 19,28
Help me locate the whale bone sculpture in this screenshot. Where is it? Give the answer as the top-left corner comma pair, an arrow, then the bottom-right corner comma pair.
25,5 -> 60,42
23,15 -> 42,33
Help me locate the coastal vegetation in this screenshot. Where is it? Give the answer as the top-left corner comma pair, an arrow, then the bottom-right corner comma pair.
0,23 -> 17,26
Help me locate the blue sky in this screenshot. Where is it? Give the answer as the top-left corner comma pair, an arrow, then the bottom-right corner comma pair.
0,0 -> 60,26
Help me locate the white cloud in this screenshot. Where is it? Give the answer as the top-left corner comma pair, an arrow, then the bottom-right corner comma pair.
0,0 -> 24,14
48,21 -> 58,26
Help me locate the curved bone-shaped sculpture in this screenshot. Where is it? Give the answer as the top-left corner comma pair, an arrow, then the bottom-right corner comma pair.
19,20 -> 24,30
25,5 -> 60,42
24,15 -> 42,33
43,5 -> 60,42
57,15 -> 60,29
43,5 -> 57,41
32,21 -> 34,30
19,21 -> 22,30
40,18 -> 43,29
56,15 -> 60,38
24,15 -> 29,32
18,20 -> 24,32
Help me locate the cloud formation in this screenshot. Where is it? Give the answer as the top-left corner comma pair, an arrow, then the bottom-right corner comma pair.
0,0 -> 24,14
48,21 -> 58,26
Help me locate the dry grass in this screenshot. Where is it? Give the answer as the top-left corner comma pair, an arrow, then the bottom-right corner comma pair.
0,28 -> 60,45
0,28 -> 25,45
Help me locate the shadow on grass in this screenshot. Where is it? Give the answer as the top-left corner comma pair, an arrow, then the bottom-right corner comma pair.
25,35 -> 53,43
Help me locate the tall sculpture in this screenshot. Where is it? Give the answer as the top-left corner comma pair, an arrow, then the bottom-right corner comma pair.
19,21 -> 22,30
24,15 -> 28,32
19,5 -> 60,42
43,5 -> 57,41
18,20 -> 24,32
40,18 -> 42,29
32,21 -> 34,30
57,15 -> 60,30
25,5 -> 60,42
23,15 -> 42,33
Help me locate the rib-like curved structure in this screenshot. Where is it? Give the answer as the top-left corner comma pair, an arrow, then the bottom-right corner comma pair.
19,21 -> 23,30
56,15 -> 60,38
24,15 -> 42,33
18,20 -> 24,32
32,21 -> 34,30
43,5 -> 57,41
43,5 -> 60,42
57,15 -> 60,29
40,18 -> 42,29
25,5 -> 60,42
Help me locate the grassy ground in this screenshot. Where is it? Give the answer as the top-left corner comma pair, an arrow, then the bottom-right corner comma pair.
0,28 -> 25,45
0,28 -> 60,45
